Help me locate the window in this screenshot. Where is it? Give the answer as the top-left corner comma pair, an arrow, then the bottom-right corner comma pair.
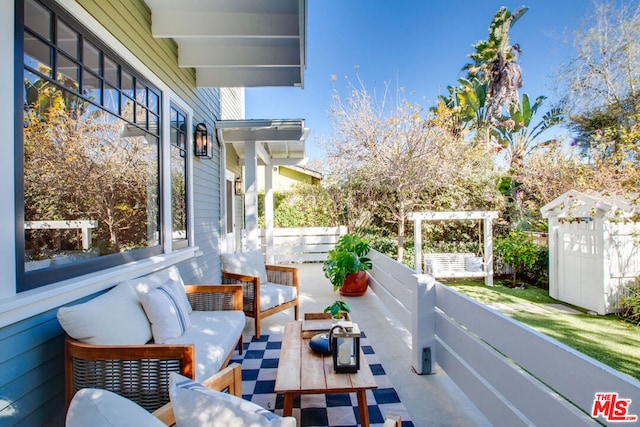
170,105 -> 188,248
20,0 -> 165,290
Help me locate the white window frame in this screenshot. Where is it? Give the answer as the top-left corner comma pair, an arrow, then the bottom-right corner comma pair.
0,0 -> 198,328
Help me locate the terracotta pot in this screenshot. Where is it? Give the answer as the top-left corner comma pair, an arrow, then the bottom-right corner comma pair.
339,270 -> 369,297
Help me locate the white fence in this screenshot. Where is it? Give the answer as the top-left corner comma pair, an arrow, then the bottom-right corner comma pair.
256,226 -> 347,263
367,249 -> 640,427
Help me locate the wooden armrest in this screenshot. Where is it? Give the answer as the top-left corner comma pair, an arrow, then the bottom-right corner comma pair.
152,363 -> 243,426
382,414 -> 402,427
184,284 -> 243,311
266,264 -> 297,273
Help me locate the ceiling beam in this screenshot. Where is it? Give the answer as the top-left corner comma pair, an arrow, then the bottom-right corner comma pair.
177,40 -> 301,68
151,11 -> 300,38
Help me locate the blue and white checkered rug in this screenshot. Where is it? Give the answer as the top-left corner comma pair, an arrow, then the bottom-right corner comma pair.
230,332 -> 414,427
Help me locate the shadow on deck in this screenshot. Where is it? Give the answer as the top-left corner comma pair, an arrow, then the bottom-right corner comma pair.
242,263 -> 491,427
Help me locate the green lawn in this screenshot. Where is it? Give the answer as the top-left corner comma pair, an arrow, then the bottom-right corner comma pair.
444,278 -> 640,382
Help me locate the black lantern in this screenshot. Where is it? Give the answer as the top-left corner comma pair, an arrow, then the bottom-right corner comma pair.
329,323 -> 361,373
234,177 -> 243,195
194,122 -> 211,158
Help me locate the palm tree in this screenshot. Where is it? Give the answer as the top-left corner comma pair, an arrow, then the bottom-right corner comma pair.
463,6 -> 528,120
493,93 -> 564,173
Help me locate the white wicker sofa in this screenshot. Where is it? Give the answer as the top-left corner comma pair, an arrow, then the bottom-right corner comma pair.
57,266 -> 245,412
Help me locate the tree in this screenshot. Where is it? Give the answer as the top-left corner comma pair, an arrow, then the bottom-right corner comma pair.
493,93 -> 564,173
464,6 -> 528,121
556,0 -> 640,192
494,230 -> 539,288
326,74 -> 491,262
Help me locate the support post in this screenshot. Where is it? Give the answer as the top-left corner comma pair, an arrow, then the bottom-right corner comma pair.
412,274 -> 436,374
413,218 -> 422,274
484,215 -> 494,286
264,165 -> 274,264
244,141 -> 259,251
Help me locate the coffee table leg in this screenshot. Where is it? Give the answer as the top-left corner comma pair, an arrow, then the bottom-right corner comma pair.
356,390 -> 370,427
283,392 -> 294,417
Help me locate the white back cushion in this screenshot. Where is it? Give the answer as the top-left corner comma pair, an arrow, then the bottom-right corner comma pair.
66,388 -> 166,427
169,373 -> 296,427
140,279 -> 193,344
220,250 -> 268,283
57,283 -> 152,345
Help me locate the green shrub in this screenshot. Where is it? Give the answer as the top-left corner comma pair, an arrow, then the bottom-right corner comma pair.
494,230 -> 539,288
619,279 -> 640,324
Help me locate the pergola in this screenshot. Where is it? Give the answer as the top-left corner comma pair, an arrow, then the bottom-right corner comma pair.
408,211 -> 499,286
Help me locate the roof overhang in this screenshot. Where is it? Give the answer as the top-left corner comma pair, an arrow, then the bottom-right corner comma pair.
216,119 -> 309,165
144,0 -> 307,88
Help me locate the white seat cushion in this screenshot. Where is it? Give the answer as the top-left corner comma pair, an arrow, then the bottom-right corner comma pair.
66,388 -> 166,427
57,283 -> 152,345
220,250 -> 268,283
260,283 -> 297,311
169,373 -> 296,427
174,310 -> 245,381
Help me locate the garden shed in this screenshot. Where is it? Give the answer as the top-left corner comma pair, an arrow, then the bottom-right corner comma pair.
541,190 -> 639,314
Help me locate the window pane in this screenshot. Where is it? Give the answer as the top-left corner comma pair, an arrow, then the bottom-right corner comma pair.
104,83 -> 120,114
149,90 -> 159,115
25,0 -> 51,42
122,95 -> 134,121
135,105 -> 148,128
83,40 -> 100,74
23,80 -> 161,269
171,144 -> 187,244
121,70 -> 134,97
24,34 -> 52,76
136,82 -> 147,106
82,71 -> 102,104
57,18 -> 78,58
104,55 -> 118,86
57,52 -> 79,92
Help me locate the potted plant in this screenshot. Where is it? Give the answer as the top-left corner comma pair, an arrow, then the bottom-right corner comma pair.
323,234 -> 373,296
324,300 -> 351,321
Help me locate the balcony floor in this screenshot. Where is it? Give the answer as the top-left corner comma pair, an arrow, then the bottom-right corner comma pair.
241,263 -> 492,427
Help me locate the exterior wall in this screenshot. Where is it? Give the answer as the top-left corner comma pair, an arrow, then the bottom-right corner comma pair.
257,165 -> 320,192
0,0 -> 244,424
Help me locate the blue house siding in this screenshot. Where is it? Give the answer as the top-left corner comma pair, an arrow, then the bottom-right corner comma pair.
0,308 -> 66,426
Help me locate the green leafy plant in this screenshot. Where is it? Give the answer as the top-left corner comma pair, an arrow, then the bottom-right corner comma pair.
619,281 -> 640,325
324,300 -> 351,319
323,234 -> 373,291
494,230 -> 539,288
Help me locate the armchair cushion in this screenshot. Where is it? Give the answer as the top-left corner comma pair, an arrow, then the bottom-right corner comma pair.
57,283 -> 152,345
66,388 -> 166,427
174,310 -> 245,381
169,373 -> 296,427
140,279 -> 193,344
260,283 -> 298,311
220,250 -> 268,283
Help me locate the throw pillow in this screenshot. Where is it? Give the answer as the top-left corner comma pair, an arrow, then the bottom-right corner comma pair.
66,388 -> 166,427
220,250 -> 268,284
140,279 -> 193,344
57,283 -> 152,345
169,373 -> 296,427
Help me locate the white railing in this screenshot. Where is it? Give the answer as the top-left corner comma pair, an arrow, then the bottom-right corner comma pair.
367,249 -> 640,427
256,226 -> 347,263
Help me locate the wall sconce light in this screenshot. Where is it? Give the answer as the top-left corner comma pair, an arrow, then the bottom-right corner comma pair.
234,177 -> 243,195
329,323 -> 361,373
194,122 -> 212,158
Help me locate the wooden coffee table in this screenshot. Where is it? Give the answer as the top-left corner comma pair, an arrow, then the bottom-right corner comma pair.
275,320 -> 378,426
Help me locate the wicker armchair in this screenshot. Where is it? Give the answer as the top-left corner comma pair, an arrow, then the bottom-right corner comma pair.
64,284 -> 243,412
222,263 -> 299,339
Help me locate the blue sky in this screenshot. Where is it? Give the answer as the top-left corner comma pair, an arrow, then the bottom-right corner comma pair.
245,1 -> 591,161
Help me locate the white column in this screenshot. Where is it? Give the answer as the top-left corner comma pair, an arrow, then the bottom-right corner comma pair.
413,218 -> 422,274
484,216 -> 494,286
412,274 -> 436,374
244,141 -> 259,251
548,217 -> 559,299
265,165 -> 274,263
